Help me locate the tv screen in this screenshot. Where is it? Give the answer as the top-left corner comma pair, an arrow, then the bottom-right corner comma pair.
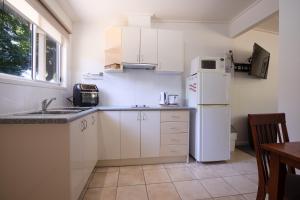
250,43 -> 270,79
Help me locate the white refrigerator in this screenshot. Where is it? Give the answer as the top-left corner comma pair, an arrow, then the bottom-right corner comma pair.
187,71 -> 231,162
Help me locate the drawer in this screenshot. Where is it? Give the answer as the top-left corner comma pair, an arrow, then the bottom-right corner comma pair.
161,111 -> 189,122
161,133 -> 188,145
161,122 -> 188,134
160,145 -> 187,156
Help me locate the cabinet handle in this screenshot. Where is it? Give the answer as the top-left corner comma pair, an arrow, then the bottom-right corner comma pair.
137,112 -> 141,121
171,115 -> 180,119
140,55 -> 144,63
142,113 -> 147,120
81,120 -> 85,132
92,116 -> 95,125
84,119 -> 88,130
137,55 -> 139,62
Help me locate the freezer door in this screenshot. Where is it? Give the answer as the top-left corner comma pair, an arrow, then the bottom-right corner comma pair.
200,105 -> 230,161
199,72 -> 230,104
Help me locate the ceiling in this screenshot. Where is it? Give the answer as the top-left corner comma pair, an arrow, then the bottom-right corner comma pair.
59,0 -> 258,23
255,12 -> 279,33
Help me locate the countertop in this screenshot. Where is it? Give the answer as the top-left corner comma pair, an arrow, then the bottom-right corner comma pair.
0,106 -> 194,124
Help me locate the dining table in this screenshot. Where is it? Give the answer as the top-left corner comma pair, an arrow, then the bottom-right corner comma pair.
261,142 -> 300,200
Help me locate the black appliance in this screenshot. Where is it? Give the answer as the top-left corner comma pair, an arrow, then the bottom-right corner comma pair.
73,84 -> 99,106
249,43 -> 270,79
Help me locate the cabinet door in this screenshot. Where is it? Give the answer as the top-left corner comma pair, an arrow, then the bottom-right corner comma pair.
120,111 -> 141,159
85,113 -> 98,175
98,111 -> 121,160
70,118 -> 85,200
157,30 -> 184,72
122,27 -> 140,63
140,28 -> 157,64
141,111 -> 160,157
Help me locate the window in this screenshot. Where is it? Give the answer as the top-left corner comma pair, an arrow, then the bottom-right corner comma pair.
0,1 -> 32,79
35,27 -> 61,82
0,0 -> 63,84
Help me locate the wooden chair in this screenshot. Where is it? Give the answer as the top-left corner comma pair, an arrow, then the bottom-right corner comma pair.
248,113 -> 295,200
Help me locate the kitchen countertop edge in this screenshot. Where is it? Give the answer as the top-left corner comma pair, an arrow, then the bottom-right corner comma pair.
0,106 -> 194,124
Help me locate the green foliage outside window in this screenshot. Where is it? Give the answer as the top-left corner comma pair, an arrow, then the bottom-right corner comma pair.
0,1 -> 32,77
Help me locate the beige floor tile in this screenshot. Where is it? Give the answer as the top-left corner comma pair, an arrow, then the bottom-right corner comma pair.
89,172 -> 119,188
211,163 -> 241,177
189,165 -> 219,180
167,167 -> 195,181
231,161 -> 258,175
120,165 -> 143,173
224,176 -> 257,194
201,178 -> 239,197
243,193 -> 257,200
95,167 -> 119,173
173,180 -> 211,200
84,187 -> 117,200
244,174 -> 258,184
147,183 -> 181,200
164,162 -> 187,169
229,150 -> 256,163
116,185 -> 148,200
118,166 -> 145,186
142,164 -> 164,170
144,169 -> 171,184
214,195 -> 246,200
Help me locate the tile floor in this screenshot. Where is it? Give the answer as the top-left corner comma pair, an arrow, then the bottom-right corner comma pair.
83,150 -> 259,200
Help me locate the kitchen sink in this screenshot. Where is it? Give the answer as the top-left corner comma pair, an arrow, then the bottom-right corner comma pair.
27,110 -> 82,115
14,108 -> 92,116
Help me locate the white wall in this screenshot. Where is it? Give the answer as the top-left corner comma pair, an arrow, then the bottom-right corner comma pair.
278,0 -> 300,141
232,30 -> 278,144
0,83 -> 69,115
71,22 -> 233,106
82,70 -> 182,106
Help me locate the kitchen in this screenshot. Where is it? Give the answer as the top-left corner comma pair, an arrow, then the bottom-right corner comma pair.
1,0 -> 296,200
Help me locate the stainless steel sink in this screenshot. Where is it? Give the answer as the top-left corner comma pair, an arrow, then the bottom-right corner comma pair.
27,110 -> 82,115
14,108 -> 91,116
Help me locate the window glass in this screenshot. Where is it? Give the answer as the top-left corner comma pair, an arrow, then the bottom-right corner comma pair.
0,1 -> 32,79
35,28 -> 60,82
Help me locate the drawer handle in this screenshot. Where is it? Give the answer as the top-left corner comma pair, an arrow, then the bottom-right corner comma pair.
171,139 -> 179,142
170,127 -> 178,130
170,150 -> 177,153
171,115 -> 180,118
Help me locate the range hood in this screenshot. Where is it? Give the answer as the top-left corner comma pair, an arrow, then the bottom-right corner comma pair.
122,63 -> 156,70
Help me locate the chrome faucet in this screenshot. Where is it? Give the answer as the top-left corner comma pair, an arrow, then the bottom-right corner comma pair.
41,98 -> 56,112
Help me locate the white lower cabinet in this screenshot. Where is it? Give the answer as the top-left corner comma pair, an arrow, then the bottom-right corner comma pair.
105,111 -> 160,160
141,111 -> 161,157
70,113 -> 98,200
98,111 -> 121,160
120,111 -> 141,159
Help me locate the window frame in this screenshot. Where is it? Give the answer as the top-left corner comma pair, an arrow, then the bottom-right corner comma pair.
0,0 -> 66,89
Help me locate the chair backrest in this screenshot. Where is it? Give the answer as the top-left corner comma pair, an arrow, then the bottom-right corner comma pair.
248,113 -> 290,189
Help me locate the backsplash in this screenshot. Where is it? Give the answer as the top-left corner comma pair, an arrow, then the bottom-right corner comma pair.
81,70 -> 183,106
0,82 -> 68,115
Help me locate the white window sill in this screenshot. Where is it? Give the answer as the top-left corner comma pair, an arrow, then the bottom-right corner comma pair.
0,73 -> 67,90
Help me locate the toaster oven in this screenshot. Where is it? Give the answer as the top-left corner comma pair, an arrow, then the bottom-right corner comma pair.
73,84 -> 99,106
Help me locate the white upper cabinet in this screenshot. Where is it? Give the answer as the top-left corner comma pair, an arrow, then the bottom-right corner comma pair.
120,111 -> 141,159
122,27 -> 158,65
122,27 -> 141,63
140,28 -> 158,64
141,111 -> 160,158
157,30 -> 184,73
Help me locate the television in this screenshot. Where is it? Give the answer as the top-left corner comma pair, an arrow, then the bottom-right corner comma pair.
250,43 -> 270,79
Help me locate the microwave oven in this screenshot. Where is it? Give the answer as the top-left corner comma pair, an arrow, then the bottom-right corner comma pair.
190,56 -> 230,75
